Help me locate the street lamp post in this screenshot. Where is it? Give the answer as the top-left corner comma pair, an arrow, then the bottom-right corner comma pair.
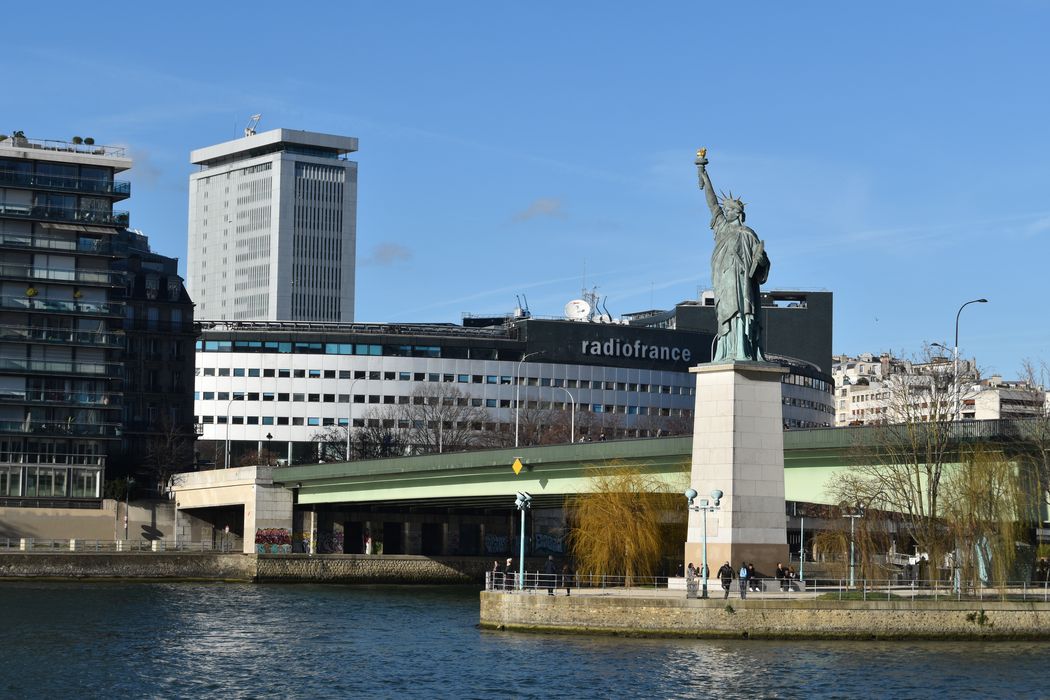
224,395 -> 238,469
514,491 -> 532,590
950,298 -> 988,421
265,432 -> 273,466
559,387 -> 576,443
124,476 -> 135,540
515,351 -> 545,447
346,377 -> 362,461
844,504 -> 865,587
685,488 -> 723,598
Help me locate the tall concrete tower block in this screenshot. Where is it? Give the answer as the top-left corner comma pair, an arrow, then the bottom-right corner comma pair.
684,362 -> 789,575
187,128 -> 358,322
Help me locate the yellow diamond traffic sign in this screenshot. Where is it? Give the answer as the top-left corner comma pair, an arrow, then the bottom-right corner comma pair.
512,458 -> 523,475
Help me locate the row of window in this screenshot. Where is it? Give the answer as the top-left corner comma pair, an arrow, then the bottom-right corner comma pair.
0,466 -> 99,498
781,396 -> 834,415
197,367 -> 692,395
196,339 -> 520,361
196,405 -> 693,427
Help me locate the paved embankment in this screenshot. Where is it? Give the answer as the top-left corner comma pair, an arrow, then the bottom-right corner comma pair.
0,553 -> 256,581
0,553 -> 493,584
480,591 -> 1050,640
255,554 -> 490,583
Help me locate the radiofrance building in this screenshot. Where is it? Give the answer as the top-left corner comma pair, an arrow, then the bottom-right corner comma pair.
193,292 -> 835,466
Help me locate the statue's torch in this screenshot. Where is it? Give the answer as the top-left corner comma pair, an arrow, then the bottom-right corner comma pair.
695,148 -> 708,190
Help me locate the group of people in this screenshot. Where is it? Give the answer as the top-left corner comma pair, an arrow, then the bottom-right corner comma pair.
686,560 -> 798,599
491,556 -> 574,595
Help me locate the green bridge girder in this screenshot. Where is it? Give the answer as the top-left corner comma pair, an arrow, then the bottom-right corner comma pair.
273,429 -> 872,509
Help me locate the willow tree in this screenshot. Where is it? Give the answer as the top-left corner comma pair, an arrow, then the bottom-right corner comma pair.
567,464 -> 685,581
942,444 -> 1031,593
810,505 -> 894,583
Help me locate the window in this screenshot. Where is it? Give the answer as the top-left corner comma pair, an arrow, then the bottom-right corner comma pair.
323,394 -> 335,402
203,392 -> 214,400
246,416 -> 259,425
263,369 -> 275,378
278,393 -> 289,401
340,370 -> 352,379
218,368 -> 230,377
278,369 -> 291,378
400,372 -> 411,381
324,370 -> 336,379
248,368 -> 260,377
292,417 -> 304,426
203,368 -> 215,376
307,417 -> 320,426
217,392 -> 229,401
262,416 -> 274,425
293,393 -> 305,402
309,370 -> 321,379
247,393 -> 259,401
263,393 -> 274,401
277,417 -> 289,425
308,394 -> 320,402
294,370 -> 305,378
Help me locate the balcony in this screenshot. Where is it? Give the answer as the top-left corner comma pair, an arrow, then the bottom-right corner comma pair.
0,451 -> 105,467
0,169 -> 131,200
0,389 -> 121,408
0,420 -> 121,438
0,357 -> 121,377
0,295 -> 123,317
0,233 -> 113,255
0,136 -> 127,159
0,202 -> 129,227
0,263 -> 124,286
0,324 -> 125,348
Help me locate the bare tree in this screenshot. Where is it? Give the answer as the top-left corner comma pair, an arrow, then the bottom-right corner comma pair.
830,347 -> 967,577
142,415 -> 196,495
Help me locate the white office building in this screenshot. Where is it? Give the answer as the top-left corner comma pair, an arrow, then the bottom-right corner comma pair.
187,128 -> 358,322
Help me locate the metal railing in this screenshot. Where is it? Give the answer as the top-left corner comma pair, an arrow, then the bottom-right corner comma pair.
0,452 -> 105,466
0,324 -> 125,348
0,234 -> 112,255
0,389 -> 120,406
0,295 -> 123,316
0,202 -> 129,227
0,420 -> 121,437
484,573 -> 1050,603
0,357 -> 121,376
0,263 -> 124,285
0,169 -> 130,197
0,537 -> 244,553
0,137 -> 127,158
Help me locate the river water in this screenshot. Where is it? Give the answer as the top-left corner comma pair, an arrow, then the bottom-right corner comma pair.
0,582 -> 1046,699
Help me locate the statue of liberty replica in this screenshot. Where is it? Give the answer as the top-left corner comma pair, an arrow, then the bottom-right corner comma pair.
695,149 -> 770,363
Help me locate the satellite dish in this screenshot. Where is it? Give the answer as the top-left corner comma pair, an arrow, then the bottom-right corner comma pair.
564,299 -> 591,321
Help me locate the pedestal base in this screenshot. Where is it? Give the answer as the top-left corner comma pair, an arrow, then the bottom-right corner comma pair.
684,361 -> 789,577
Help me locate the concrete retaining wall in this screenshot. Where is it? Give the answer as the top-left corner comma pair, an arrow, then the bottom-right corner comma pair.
480,592 -> 1050,640
0,553 -> 256,581
256,555 -> 491,583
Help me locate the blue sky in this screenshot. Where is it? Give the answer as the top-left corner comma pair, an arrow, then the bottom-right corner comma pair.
8,2 -> 1049,378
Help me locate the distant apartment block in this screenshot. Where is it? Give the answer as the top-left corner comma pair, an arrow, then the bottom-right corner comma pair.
832,352 -> 1045,426
186,128 -> 358,322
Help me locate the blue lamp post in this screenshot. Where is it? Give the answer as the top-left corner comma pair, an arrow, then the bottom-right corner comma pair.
514,491 -> 532,590
685,487 -> 723,598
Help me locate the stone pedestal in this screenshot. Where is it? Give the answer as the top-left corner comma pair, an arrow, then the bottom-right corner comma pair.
684,362 -> 788,577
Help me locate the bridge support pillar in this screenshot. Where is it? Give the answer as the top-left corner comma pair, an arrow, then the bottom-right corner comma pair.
684,362 -> 789,578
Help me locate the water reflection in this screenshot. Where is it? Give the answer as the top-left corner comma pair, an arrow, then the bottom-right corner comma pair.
0,583 -> 1047,699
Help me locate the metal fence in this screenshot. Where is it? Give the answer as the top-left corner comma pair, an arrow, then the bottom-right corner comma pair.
0,537 -> 244,553
485,572 -> 1050,602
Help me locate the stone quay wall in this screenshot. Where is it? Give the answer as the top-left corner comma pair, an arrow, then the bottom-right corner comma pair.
0,553 -> 257,581
255,554 -> 492,584
480,592 -> 1050,640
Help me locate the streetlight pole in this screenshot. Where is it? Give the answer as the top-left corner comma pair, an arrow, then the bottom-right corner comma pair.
265,432 -> 273,466
685,488 -> 723,598
952,298 -> 988,422
844,505 -> 865,587
346,377 -> 362,461
514,492 -> 532,591
515,351 -> 544,447
224,395 -> 237,469
559,387 -> 576,443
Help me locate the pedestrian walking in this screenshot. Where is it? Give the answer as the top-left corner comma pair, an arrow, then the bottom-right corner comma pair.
562,563 -> 573,596
738,562 -> 749,599
544,555 -> 558,596
776,562 -> 787,592
505,557 -> 514,590
717,561 -> 734,600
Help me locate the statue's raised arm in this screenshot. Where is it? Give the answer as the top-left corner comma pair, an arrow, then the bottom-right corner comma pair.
695,148 -> 770,364
695,148 -> 720,220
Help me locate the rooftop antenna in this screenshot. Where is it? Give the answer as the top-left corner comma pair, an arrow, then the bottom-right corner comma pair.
244,114 -> 262,137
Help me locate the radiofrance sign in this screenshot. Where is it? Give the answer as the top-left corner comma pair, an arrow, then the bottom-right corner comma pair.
579,339 -> 692,363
